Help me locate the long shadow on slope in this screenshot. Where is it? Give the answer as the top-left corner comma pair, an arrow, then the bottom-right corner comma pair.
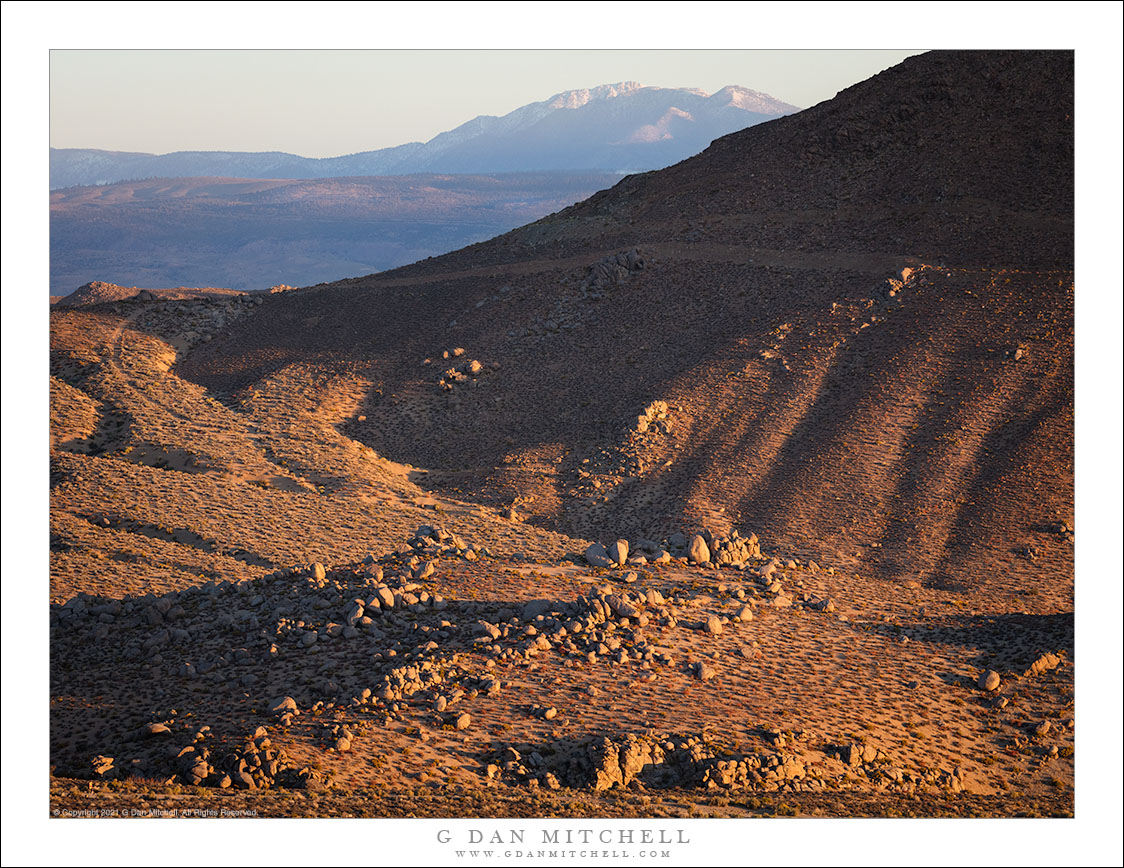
926,611 -> 1073,674
75,511 -> 276,568
176,253 -> 1073,599
543,276 -> 868,543
867,364 -> 1060,589
320,262 -> 845,520
931,379 -> 1073,587
848,609 -> 1073,692
721,299 -> 929,558
731,272 -> 1073,587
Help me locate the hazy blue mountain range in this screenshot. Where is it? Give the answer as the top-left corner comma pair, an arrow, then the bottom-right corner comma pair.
49,172 -> 621,295
50,82 -> 798,188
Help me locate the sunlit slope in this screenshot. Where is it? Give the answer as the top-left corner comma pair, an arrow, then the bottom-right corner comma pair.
180,51 -> 1073,590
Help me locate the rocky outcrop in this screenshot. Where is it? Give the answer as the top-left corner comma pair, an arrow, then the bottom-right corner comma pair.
581,249 -> 645,298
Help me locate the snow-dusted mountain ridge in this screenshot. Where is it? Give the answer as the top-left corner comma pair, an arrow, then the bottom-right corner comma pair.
50,82 -> 799,188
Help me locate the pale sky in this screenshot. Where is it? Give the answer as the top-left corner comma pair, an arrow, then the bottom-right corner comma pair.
50,49 -> 923,157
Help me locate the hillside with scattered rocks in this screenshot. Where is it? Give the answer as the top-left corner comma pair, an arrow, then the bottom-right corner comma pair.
182,50 -> 1073,593
49,51 -> 1074,819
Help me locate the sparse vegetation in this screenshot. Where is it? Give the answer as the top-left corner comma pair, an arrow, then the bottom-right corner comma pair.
47,49 -> 1073,825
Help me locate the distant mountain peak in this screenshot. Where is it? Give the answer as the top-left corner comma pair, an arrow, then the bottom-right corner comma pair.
709,84 -> 800,114
544,81 -> 645,110
51,80 -> 799,188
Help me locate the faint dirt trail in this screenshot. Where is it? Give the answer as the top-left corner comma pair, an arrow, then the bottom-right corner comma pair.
355,241 -> 917,291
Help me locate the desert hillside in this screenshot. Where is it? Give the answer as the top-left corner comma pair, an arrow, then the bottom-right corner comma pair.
49,50 -> 1074,820
181,50 -> 1074,592
54,280 -> 246,307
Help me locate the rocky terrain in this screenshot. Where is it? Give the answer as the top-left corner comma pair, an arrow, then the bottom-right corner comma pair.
49,51 -> 1075,820
53,280 -> 246,308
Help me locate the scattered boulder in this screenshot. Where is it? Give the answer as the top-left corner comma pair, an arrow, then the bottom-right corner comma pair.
978,670 -> 1002,692
691,662 -> 717,681
1024,651 -> 1062,678
584,543 -> 614,568
375,586 -> 396,609
581,249 -> 645,297
687,535 -> 711,565
839,742 -> 882,766
268,696 -> 300,716
522,599 -> 557,621
343,601 -> 364,626
605,594 -> 641,620
90,755 -> 116,779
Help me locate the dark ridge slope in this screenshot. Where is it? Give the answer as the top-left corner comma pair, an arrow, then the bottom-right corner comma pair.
381,49 -> 1072,275
180,50 -> 1073,590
